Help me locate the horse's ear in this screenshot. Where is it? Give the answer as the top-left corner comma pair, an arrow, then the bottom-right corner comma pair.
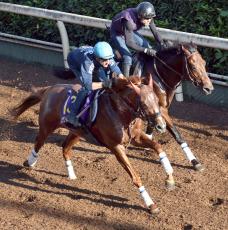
148,74 -> 153,88
130,81 -> 141,95
181,45 -> 191,56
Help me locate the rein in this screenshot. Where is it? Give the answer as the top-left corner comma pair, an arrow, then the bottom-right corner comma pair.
153,50 -> 197,89
184,55 -> 200,86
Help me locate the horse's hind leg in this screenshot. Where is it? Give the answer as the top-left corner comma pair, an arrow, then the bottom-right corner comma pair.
62,132 -> 80,180
110,144 -> 159,214
24,124 -> 56,168
161,107 -> 204,171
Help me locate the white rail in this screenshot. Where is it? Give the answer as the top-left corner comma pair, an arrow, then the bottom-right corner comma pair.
0,2 -> 228,50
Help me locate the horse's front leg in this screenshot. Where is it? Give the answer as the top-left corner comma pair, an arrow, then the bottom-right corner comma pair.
110,144 -> 159,214
62,132 -> 81,179
161,107 -> 205,171
132,122 -> 175,190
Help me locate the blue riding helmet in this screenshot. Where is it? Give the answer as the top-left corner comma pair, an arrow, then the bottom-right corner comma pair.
93,41 -> 114,60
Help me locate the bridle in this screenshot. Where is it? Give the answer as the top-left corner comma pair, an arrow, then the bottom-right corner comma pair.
183,52 -> 201,86
111,85 -> 161,122
153,47 -> 201,89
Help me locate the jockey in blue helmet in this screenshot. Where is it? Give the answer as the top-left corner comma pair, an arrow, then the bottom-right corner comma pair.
110,1 -> 167,77
65,41 -> 123,127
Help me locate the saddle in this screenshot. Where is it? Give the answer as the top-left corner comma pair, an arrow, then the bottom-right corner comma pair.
62,89 -> 104,127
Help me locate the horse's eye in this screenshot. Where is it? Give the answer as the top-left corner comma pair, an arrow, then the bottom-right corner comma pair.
191,65 -> 197,71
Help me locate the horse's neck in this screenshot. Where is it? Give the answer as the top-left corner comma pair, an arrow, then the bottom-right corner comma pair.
109,89 -> 138,123
155,53 -> 184,89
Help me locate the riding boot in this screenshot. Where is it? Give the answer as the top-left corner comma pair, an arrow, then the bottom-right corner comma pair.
65,89 -> 88,128
122,64 -> 131,78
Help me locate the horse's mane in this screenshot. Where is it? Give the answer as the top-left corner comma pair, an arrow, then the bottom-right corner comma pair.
112,75 -> 141,91
156,42 -> 197,57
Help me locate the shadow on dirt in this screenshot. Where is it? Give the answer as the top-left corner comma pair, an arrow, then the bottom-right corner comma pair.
0,160 -> 147,214
0,198 -> 147,230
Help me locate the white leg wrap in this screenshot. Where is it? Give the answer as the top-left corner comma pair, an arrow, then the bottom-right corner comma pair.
28,149 -> 38,167
139,186 -> 154,207
66,160 -> 77,180
159,152 -> 173,175
181,143 -> 196,162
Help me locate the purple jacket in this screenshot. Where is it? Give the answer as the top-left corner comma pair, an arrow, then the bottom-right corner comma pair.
111,8 -> 142,35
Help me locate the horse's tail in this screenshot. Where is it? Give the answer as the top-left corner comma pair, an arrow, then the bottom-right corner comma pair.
10,86 -> 50,119
52,67 -> 75,80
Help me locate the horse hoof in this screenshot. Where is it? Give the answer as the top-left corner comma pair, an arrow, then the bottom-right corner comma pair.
23,160 -> 34,169
194,163 -> 205,172
23,160 -> 30,167
148,204 -> 160,215
68,175 -> 77,180
166,180 -> 175,190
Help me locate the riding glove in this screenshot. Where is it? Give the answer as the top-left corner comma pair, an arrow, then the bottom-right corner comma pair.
144,48 -> 156,56
102,78 -> 112,88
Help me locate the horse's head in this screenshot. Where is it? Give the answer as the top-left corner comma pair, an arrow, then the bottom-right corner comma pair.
151,43 -> 214,94
181,44 -> 214,95
128,76 -> 166,133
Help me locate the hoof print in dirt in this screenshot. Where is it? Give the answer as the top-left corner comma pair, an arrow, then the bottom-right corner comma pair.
184,224 -> 193,230
210,198 -> 225,207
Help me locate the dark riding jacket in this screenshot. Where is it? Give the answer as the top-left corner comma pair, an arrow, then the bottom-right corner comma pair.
67,46 -> 121,90
111,8 -> 164,52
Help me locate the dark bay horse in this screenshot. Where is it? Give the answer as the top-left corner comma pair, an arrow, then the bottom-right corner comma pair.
11,76 -> 168,214
138,43 -> 214,171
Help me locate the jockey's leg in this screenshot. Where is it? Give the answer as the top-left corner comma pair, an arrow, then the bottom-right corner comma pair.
122,61 -> 132,77
64,88 -> 88,128
133,31 -> 151,48
110,33 -> 132,77
110,144 -> 159,214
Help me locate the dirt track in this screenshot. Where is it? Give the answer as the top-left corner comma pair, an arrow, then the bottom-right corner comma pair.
0,57 -> 227,230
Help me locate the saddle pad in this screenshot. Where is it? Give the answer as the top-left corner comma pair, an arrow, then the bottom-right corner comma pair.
79,89 -> 103,126
62,89 -> 103,127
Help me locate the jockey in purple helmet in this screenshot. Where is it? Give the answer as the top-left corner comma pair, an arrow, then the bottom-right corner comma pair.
65,41 -> 124,127
110,1 -> 166,77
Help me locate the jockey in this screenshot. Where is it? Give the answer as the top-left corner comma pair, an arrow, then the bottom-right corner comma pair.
110,1 -> 166,77
65,41 -> 124,127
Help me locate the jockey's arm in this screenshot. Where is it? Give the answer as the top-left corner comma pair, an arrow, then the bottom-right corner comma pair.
149,20 -> 165,46
91,82 -> 103,90
109,59 -> 124,78
123,20 -> 145,52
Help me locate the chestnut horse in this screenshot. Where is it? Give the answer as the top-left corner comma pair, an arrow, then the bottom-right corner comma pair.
11,76 -> 168,214
137,43 -> 214,171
